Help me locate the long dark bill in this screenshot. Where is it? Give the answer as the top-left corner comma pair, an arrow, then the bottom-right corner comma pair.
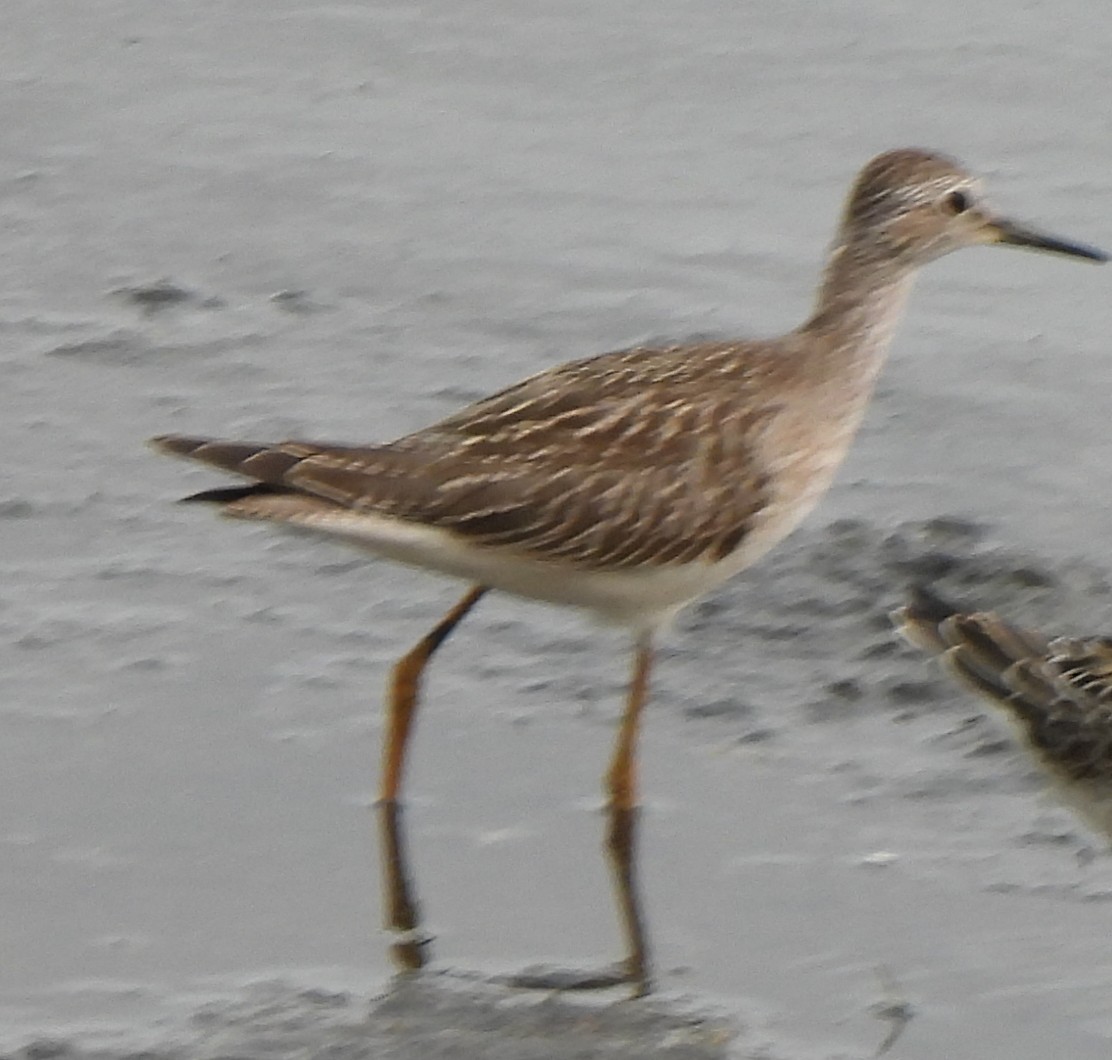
990,217 -> 1108,262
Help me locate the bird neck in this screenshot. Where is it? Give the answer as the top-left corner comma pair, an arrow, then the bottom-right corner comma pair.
797,241 -> 918,386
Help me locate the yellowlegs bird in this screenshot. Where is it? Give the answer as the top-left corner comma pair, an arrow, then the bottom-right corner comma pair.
151,148 -> 1105,992
894,585 -> 1112,844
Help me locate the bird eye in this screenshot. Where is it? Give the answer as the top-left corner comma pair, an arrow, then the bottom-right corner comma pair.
941,189 -> 970,215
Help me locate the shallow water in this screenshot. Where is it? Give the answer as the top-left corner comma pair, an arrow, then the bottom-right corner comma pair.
1,2 -> 1110,1057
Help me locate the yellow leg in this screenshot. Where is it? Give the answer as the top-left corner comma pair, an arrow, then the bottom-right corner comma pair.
377,585 -> 486,971
379,585 -> 487,804
605,636 -> 653,811
605,636 -> 653,995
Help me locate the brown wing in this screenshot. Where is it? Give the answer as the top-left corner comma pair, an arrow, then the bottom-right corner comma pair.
151,342 -> 777,571
892,585 -> 1112,781
893,584 -> 1050,681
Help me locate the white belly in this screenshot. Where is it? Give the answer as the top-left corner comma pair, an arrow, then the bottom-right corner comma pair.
235,505 -> 795,633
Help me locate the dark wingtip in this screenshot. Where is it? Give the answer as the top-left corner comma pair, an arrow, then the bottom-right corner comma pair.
179,483 -> 287,505
904,583 -> 964,625
890,583 -> 969,657
149,434 -> 210,458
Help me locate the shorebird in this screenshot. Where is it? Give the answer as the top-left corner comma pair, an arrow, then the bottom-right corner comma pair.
894,585 -> 1112,844
151,148 -> 1105,992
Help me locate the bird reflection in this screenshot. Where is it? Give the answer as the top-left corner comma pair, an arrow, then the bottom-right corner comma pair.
377,798 -> 652,994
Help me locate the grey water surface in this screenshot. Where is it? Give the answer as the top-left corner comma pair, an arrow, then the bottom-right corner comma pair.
1,2 -> 1110,1057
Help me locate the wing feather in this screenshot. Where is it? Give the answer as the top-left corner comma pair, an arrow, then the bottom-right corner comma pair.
152,341 -> 780,571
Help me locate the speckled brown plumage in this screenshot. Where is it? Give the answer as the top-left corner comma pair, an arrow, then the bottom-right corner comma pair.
893,585 -> 1112,841
153,344 -> 781,572
152,148 -> 1106,989
152,150 -> 1104,613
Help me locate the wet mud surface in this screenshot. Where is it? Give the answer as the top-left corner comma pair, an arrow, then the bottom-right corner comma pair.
1,2 -> 1111,1058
